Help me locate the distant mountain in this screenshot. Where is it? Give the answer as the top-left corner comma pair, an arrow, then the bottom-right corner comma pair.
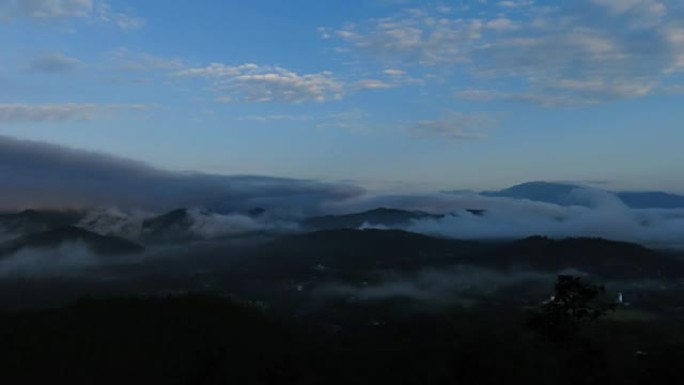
0,226 -> 145,257
141,209 -> 200,242
481,182 -> 579,205
471,236 -> 683,279
231,229 -> 484,283
302,208 -> 443,231
77,208 -> 145,240
0,210 -> 84,235
616,192 -> 684,209
230,230 -> 684,283
481,182 -> 684,209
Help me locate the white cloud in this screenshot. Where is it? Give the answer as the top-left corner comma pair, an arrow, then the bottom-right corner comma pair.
28,52 -> 80,73
316,109 -> 378,132
0,0 -> 93,19
456,80 -> 655,106
354,79 -> 394,90
383,68 -> 407,76
405,189 -> 684,247
96,2 -> 144,30
236,115 -> 313,122
0,0 -> 143,30
591,0 -> 666,20
497,0 -> 534,8
334,9 -> 484,65
409,112 -> 494,139
0,103 -> 148,123
329,0 -> 684,105
485,17 -> 518,31
176,63 -> 344,103
314,109 -> 494,138
108,48 -> 183,71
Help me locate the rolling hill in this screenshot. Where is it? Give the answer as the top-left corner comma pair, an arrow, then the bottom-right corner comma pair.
0,226 -> 145,257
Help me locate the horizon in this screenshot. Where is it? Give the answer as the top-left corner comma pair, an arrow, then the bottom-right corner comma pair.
1,0 -> 683,194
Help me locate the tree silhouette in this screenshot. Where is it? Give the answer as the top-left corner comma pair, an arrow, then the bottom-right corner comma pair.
528,275 -> 615,342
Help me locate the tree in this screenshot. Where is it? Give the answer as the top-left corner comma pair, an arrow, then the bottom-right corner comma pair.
528,275 -> 615,342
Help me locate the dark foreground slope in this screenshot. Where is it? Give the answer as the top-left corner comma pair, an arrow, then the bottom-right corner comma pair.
1,229 -> 684,384
0,295 -> 294,385
1,294 -> 683,385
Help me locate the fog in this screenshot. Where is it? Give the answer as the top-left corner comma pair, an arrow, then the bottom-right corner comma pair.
0,242 -> 105,278
351,189 -> 684,248
318,266 -> 568,305
185,210 -> 300,238
75,207 -> 301,240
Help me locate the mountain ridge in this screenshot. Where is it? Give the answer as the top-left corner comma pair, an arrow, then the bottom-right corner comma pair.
481,181 -> 684,208
0,226 -> 145,257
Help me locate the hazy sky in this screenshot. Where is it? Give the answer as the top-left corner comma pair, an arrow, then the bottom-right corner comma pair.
1,0 -> 683,193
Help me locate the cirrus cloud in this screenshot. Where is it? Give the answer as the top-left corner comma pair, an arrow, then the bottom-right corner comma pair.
0,0 -> 144,30
409,112 -> 495,140
329,0 -> 684,105
175,63 -> 344,103
28,52 -> 81,73
0,0 -> 93,19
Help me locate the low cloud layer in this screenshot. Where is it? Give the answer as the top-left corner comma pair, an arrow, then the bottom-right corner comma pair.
347,188 -> 684,248
185,210 -> 299,238
0,242 -> 103,278
318,266 -> 563,305
0,135 -> 364,216
2,135 -> 684,247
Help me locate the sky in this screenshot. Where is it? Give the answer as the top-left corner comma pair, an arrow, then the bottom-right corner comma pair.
1,0 -> 683,194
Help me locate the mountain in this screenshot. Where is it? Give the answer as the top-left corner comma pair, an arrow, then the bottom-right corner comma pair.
77,208 -> 145,240
302,208 -> 443,231
0,209 -> 84,235
617,192 -> 684,209
230,230 -> 683,283
471,236 -> 684,279
225,229 -> 486,286
0,226 -> 145,257
482,182 -> 684,209
481,182 -> 579,205
140,209 -> 200,242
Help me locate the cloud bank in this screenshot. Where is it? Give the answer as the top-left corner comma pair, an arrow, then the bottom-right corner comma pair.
0,135 -> 364,216
2,136 -> 683,247
344,188 -> 684,248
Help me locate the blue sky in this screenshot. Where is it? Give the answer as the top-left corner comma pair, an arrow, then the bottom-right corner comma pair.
1,0 -> 683,193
